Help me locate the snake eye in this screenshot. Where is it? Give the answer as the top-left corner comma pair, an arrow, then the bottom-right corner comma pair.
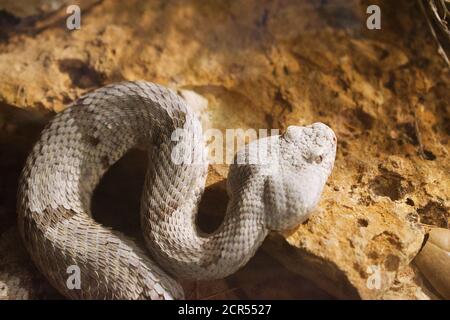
314,155 -> 323,164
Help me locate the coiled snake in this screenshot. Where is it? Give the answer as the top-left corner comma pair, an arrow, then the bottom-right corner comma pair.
17,81 -> 337,299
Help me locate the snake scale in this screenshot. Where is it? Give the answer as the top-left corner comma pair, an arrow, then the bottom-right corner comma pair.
17,81 -> 337,299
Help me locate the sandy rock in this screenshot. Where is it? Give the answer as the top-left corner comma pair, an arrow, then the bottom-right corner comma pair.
0,0 -> 449,299
0,0 -> 68,17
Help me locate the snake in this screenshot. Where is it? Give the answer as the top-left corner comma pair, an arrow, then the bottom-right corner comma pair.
17,81 -> 337,299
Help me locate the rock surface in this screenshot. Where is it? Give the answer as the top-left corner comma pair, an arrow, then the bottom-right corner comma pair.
0,0 -> 449,299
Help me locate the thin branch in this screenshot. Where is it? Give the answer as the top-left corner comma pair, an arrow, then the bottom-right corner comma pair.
419,0 -> 450,67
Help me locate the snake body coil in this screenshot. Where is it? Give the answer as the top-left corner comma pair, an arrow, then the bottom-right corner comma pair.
17,81 -> 337,299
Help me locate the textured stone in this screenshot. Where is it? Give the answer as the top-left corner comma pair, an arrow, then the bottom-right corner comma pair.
0,0 -> 449,299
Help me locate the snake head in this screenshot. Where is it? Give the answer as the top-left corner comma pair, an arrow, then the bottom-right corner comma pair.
264,122 -> 337,231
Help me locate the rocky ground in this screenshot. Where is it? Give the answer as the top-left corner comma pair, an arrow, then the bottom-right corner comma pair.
0,0 -> 449,299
